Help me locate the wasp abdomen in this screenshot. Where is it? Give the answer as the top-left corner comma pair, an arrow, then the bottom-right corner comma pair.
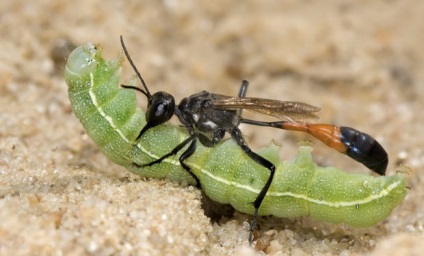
340,127 -> 388,175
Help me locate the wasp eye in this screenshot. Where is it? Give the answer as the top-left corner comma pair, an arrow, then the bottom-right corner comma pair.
146,92 -> 175,126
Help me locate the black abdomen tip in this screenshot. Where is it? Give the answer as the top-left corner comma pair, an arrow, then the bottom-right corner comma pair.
340,127 -> 388,175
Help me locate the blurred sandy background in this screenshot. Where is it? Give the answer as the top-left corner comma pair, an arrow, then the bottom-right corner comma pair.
1,1 -> 423,255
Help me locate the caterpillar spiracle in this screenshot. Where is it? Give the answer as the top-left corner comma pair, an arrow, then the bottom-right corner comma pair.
64,42 -> 407,238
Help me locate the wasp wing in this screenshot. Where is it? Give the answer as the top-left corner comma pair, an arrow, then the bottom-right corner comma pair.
211,95 -> 320,122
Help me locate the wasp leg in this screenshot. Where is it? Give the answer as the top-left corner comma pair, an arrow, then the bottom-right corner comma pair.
133,135 -> 194,167
236,80 -> 249,116
132,134 -> 201,186
230,128 -> 276,245
178,138 -> 201,187
238,80 -> 249,97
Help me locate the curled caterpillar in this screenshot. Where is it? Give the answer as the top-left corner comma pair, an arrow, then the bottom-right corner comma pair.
65,42 -> 407,242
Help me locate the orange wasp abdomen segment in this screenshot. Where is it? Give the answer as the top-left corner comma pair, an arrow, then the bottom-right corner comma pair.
280,123 -> 347,153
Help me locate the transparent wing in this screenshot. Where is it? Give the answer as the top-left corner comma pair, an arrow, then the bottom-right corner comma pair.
211,94 -> 320,122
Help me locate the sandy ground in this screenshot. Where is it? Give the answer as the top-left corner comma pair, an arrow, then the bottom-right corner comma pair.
1,1 -> 424,255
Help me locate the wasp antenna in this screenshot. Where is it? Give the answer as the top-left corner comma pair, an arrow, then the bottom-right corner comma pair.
120,35 -> 151,98
121,84 -> 149,94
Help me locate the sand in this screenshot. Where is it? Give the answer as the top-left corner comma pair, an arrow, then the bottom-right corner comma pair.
1,1 -> 423,255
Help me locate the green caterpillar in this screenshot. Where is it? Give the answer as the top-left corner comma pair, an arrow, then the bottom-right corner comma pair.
65,42 -> 407,240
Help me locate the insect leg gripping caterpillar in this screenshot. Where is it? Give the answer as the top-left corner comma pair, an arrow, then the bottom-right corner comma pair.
65,43 -> 407,239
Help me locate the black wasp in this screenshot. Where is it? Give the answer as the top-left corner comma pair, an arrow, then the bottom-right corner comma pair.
119,36 -> 388,244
